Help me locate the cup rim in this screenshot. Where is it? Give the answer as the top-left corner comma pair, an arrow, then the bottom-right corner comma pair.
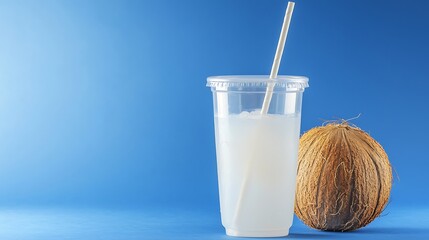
207,75 -> 308,84
206,75 -> 309,90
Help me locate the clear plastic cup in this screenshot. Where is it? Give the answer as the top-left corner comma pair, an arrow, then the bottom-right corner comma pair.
207,75 -> 309,237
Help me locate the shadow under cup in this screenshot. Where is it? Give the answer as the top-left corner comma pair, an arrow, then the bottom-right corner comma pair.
207,75 -> 309,237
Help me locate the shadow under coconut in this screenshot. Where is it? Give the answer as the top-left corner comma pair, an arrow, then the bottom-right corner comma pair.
288,226 -> 429,239
356,226 -> 429,235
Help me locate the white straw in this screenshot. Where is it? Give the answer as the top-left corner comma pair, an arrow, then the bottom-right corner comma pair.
261,1 -> 295,114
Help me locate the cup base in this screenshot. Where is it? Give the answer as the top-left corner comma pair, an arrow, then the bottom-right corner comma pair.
226,228 -> 289,237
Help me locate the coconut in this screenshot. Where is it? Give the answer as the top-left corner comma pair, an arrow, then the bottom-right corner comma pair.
294,122 -> 392,231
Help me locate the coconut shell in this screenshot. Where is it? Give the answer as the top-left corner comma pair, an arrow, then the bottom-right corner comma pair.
294,123 -> 392,231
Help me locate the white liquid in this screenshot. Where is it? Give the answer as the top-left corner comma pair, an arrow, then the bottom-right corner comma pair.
214,112 -> 301,237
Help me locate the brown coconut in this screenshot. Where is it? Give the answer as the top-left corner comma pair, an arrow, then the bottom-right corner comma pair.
294,122 -> 392,231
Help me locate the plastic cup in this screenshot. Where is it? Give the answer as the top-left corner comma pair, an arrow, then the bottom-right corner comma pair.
207,75 -> 309,237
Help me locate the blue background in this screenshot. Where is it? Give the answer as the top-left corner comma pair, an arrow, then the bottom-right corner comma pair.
0,0 -> 428,239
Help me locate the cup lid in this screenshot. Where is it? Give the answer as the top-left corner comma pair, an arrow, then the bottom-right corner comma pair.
206,75 -> 309,89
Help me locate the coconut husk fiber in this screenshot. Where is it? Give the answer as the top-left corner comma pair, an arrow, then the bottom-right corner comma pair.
294,122 -> 392,231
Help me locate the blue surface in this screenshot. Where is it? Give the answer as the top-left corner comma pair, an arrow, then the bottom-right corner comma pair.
0,0 -> 429,239
0,207 -> 428,239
